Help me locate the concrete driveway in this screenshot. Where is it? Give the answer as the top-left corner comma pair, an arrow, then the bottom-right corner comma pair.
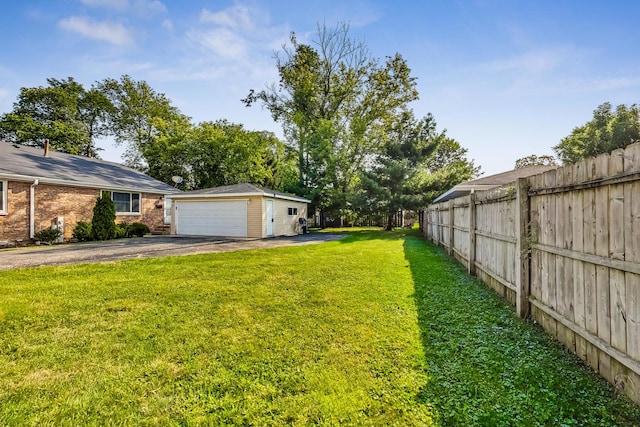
0,234 -> 345,270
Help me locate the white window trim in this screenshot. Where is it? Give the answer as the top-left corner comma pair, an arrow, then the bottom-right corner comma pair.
102,190 -> 142,215
0,180 -> 7,215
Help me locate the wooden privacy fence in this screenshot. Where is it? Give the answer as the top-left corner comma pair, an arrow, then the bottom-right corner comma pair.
424,143 -> 640,405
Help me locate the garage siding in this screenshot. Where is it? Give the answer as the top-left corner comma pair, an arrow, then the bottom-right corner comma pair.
246,196 -> 263,238
273,198 -> 307,236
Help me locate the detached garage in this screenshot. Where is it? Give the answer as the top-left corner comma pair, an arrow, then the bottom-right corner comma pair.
170,183 -> 310,238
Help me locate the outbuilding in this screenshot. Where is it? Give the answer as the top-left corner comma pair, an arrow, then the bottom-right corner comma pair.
169,183 -> 310,238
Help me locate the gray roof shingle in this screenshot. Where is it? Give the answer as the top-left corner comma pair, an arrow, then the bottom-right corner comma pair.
172,183 -> 310,203
0,141 -> 177,194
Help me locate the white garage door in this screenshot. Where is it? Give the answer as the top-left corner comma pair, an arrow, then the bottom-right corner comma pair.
176,200 -> 247,237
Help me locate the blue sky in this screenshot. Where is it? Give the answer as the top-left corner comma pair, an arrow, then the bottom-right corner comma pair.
1,1 -> 639,175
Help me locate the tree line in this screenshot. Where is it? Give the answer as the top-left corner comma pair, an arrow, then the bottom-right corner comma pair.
3,22 -> 636,226
0,22 -> 480,227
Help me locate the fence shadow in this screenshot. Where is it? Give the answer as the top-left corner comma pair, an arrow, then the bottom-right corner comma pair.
402,232 -> 640,425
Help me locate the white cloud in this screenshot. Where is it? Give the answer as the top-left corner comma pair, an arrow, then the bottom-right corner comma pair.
80,0 -> 129,10
188,27 -> 248,62
199,5 -> 253,30
80,0 -> 167,15
480,47 -> 582,74
162,18 -> 173,31
58,16 -> 134,46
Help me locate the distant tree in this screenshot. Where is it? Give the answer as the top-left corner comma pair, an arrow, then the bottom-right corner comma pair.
0,77 -> 113,156
143,119 -> 298,191
98,75 -> 187,169
514,154 -> 558,169
357,112 -> 439,230
91,192 -> 116,241
553,102 -> 640,164
244,22 -> 419,222
418,136 -> 481,203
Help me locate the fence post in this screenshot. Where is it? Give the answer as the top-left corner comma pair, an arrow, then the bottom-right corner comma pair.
468,193 -> 476,275
448,200 -> 454,255
515,177 -> 530,318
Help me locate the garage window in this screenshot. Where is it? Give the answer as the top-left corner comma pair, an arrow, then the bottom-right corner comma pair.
288,207 -> 298,216
0,181 -> 6,214
112,192 -> 140,214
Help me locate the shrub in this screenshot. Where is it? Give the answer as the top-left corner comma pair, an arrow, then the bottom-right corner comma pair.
34,227 -> 62,243
72,221 -> 93,242
127,222 -> 150,237
114,222 -> 129,239
91,192 -> 116,241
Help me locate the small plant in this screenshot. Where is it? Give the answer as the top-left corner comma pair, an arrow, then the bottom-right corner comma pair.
72,221 -> 93,242
114,222 -> 129,239
127,222 -> 150,237
34,227 -> 62,243
91,192 -> 116,241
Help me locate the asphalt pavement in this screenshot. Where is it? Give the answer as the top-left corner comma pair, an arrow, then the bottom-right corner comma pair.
0,233 -> 345,270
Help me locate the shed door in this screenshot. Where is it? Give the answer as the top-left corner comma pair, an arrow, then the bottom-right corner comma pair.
176,200 -> 247,237
266,199 -> 274,236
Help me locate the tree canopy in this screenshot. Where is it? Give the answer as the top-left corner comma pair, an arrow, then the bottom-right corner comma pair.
1,23 -> 480,225
554,102 -> 640,164
244,23 -> 421,220
514,154 -> 558,169
0,77 -> 112,156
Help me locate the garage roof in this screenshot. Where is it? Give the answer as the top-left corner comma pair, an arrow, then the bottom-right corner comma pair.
171,183 -> 311,203
433,165 -> 557,203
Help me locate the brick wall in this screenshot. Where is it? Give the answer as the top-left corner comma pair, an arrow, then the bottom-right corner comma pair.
0,180 -> 166,242
0,181 -> 31,242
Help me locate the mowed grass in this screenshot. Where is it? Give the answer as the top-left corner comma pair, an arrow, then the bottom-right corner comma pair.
0,230 -> 431,426
0,229 -> 639,426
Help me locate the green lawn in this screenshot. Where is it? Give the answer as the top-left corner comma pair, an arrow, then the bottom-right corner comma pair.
0,229 -> 639,426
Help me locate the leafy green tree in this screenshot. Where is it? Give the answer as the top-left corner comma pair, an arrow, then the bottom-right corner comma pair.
358,112 -> 439,230
418,136 -> 481,203
244,22 -> 419,222
553,102 -> 640,164
98,75 -> 187,169
514,154 -> 558,169
0,77 -> 113,156
91,192 -> 116,241
144,119 -> 298,191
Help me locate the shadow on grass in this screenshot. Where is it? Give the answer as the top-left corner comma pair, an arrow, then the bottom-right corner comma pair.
403,231 -> 640,427
315,227 -> 416,244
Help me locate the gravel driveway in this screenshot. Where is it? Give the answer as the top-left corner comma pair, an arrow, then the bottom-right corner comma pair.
0,234 -> 345,270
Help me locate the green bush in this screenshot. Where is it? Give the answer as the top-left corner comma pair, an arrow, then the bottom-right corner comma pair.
34,227 -> 62,243
91,192 -> 116,241
72,221 -> 93,242
127,222 -> 150,237
114,222 -> 129,239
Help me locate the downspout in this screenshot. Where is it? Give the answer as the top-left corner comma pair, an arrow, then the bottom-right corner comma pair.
30,179 -> 39,239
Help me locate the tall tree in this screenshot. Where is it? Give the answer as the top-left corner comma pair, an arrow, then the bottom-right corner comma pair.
553,102 -> 640,164
244,22 -> 418,221
0,77 -> 113,156
98,75 -> 186,169
357,111 -> 439,230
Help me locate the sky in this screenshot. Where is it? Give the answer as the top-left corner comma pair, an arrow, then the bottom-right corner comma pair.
1,0 -> 639,176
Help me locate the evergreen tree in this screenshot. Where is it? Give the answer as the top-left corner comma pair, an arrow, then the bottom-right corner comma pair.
91,192 -> 116,241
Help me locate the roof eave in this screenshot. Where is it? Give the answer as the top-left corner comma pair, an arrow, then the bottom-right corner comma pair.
0,172 -> 176,195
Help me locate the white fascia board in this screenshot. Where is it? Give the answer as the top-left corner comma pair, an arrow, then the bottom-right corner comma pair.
0,172 -> 173,195
172,192 -> 310,204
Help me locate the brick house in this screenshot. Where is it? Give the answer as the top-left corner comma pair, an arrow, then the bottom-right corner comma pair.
0,141 -> 178,243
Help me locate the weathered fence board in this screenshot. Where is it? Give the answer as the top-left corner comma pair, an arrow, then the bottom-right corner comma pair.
424,142 -> 640,405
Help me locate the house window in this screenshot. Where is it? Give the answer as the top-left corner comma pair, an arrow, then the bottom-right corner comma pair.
112,192 -> 140,214
0,181 -> 6,214
288,207 -> 298,216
